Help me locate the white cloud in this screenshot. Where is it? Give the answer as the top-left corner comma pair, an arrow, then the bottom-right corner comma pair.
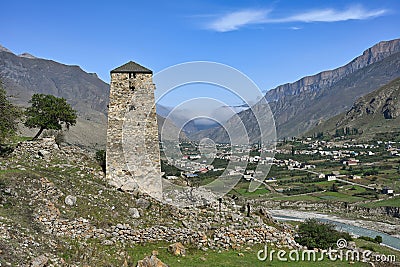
274,6 -> 387,23
207,6 -> 387,32
207,9 -> 269,32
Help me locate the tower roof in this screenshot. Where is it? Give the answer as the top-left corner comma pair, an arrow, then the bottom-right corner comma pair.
111,61 -> 152,74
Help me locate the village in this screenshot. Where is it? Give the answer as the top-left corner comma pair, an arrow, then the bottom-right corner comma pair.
160,137 -> 400,202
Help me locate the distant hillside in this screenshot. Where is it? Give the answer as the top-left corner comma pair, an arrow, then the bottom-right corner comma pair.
0,45 -> 109,149
196,38 -> 400,143
0,45 -> 186,147
308,77 -> 400,140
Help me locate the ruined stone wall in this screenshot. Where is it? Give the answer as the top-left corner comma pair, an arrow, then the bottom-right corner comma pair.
106,72 -> 161,192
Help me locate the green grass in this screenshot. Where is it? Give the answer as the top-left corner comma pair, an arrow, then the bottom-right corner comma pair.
361,196 -> 400,208
314,191 -> 366,202
235,187 -> 270,197
0,169 -> 25,174
10,136 -> 32,142
272,195 -> 321,202
60,240 -> 370,267
354,239 -> 400,261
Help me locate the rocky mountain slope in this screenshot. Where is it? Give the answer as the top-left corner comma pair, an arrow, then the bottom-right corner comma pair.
0,45 -> 109,149
0,138 -> 296,266
196,39 -> 400,142
308,77 -> 400,139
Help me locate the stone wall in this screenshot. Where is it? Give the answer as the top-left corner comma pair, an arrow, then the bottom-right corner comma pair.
106,72 -> 161,192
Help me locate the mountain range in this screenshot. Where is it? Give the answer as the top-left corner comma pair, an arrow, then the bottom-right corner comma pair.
195,38 -> 400,142
1,38 -> 400,147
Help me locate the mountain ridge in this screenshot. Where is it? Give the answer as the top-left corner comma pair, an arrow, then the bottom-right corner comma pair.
195,38 -> 400,142
265,39 -> 400,102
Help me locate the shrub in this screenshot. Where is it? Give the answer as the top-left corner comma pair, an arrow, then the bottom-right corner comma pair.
95,150 -> 106,173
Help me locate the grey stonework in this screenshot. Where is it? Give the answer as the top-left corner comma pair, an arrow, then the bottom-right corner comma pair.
106,63 -> 161,193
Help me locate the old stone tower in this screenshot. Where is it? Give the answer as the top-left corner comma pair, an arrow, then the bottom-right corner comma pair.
106,61 -> 161,193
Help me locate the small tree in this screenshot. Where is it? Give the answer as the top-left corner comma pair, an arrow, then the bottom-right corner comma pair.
0,80 -> 21,143
24,94 -> 77,140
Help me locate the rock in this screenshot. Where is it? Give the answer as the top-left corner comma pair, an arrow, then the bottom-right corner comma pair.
30,255 -> 48,267
182,220 -> 189,228
121,181 -> 139,192
136,198 -> 150,209
168,242 -> 186,256
101,239 -> 114,246
38,149 -> 50,158
136,253 -> 168,267
64,195 -> 77,206
129,208 -> 140,218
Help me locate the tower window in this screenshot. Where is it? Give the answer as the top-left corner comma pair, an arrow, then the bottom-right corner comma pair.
129,81 -> 135,90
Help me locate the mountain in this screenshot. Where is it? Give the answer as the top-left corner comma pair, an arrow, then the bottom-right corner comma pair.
196,38 -> 400,143
308,77 -> 400,139
0,46 -> 109,148
156,103 -> 249,139
0,45 -> 187,147
157,114 -> 188,141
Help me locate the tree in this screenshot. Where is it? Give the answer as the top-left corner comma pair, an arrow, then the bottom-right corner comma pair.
295,218 -> 352,249
24,94 -> 77,140
0,80 -> 21,143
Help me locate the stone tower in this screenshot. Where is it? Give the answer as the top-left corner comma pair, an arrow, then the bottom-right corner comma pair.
106,61 -> 161,193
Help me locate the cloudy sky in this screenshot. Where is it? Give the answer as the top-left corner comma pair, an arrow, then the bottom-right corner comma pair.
1,0 -> 399,108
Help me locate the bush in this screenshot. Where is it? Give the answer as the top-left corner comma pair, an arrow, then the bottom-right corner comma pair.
295,219 -> 352,249
358,235 -> 382,244
95,150 -> 106,173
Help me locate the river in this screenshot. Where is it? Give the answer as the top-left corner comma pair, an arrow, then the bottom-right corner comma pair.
270,209 -> 400,251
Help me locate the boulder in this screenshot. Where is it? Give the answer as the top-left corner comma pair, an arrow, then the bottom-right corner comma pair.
121,181 -> 139,193
64,195 -> 77,206
30,255 -> 48,267
129,207 -> 140,218
168,242 -> 186,256
137,251 -> 168,267
136,198 -> 150,209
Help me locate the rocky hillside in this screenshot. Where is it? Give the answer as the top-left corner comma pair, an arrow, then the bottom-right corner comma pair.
0,138 -> 297,266
196,38 -> 400,142
0,45 -> 109,149
308,77 -> 400,139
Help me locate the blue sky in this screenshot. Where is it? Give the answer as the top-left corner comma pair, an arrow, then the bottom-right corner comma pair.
1,0 -> 399,107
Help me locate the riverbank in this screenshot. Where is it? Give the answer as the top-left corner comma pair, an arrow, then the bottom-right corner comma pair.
270,209 -> 400,250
